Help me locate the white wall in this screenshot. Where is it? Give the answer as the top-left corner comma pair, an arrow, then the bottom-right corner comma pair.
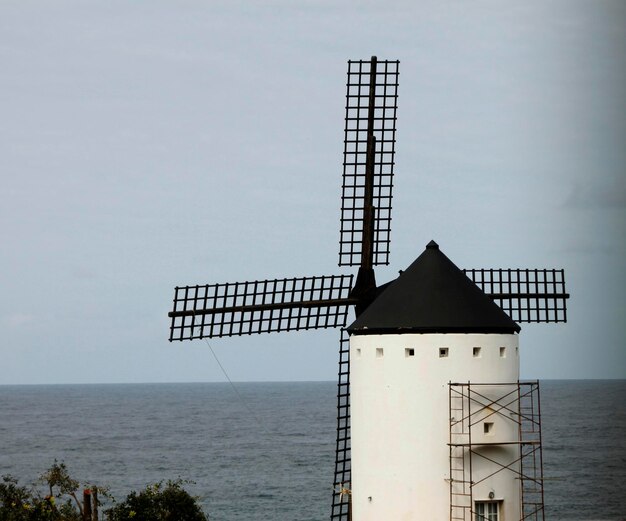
350,333 -> 520,521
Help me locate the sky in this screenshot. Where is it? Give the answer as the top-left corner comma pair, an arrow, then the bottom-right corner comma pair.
1,0 -> 624,384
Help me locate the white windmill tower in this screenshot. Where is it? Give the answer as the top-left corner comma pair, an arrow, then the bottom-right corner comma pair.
168,57 -> 568,521
348,239 -> 532,521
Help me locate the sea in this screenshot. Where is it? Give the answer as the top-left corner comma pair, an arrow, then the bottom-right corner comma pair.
0,380 -> 624,521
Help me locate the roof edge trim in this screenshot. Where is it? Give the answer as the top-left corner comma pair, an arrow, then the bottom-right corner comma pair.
348,326 -> 521,336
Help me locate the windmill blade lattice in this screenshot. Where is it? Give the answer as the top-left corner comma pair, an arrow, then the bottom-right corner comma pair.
169,274 -> 354,341
463,268 -> 569,323
331,329 -> 351,520
339,57 -> 400,268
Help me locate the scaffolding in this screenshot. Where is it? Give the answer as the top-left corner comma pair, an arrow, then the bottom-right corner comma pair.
449,381 -> 545,521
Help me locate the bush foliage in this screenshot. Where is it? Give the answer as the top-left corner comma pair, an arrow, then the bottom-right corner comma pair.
0,463 -> 208,521
105,481 -> 208,521
0,462 -> 82,521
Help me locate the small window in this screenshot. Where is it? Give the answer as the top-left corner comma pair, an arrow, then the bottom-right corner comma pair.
473,347 -> 481,358
376,348 -> 384,358
484,422 -> 494,435
439,347 -> 449,358
405,348 -> 415,357
356,348 -> 361,358
499,347 -> 506,358
475,501 -> 499,521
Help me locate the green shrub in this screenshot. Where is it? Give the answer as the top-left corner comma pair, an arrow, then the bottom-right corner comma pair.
0,473 -> 80,521
1,464 -> 208,521
105,480 -> 207,521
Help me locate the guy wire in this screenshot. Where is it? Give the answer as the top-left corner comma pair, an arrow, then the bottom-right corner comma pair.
202,337 -> 272,435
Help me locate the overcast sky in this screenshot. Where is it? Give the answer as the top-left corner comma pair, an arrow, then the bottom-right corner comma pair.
1,0 -> 624,384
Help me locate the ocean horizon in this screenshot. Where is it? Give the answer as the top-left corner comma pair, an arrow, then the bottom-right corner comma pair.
1,379 -> 625,520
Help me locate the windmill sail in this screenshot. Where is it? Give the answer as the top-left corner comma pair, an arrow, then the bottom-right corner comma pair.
169,274 -> 354,341
331,330 -> 352,520
339,57 -> 400,268
463,268 -> 569,323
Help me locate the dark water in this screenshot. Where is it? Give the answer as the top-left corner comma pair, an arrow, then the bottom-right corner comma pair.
1,380 -> 624,520
540,380 -> 626,521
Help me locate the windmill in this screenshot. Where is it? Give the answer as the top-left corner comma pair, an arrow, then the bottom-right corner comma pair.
168,57 -> 569,521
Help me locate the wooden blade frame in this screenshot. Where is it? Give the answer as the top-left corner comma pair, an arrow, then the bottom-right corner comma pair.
339,57 -> 399,268
168,274 -> 355,341
463,268 -> 569,323
331,330 -> 351,520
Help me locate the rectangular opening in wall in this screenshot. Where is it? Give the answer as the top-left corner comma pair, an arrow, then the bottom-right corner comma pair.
356,348 -> 361,358
405,348 -> 415,357
484,422 -> 494,435
376,348 -> 383,358
439,347 -> 449,358
473,347 -> 482,358
499,347 -> 506,358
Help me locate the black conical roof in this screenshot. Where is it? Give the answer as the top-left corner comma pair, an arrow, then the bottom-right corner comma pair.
347,241 -> 520,335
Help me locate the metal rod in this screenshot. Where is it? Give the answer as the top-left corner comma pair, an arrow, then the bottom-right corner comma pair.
168,297 -> 359,318
536,382 -> 546,520
486,292 -> 570,299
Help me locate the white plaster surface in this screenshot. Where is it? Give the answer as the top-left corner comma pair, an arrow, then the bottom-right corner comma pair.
350,333 -> 521,521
